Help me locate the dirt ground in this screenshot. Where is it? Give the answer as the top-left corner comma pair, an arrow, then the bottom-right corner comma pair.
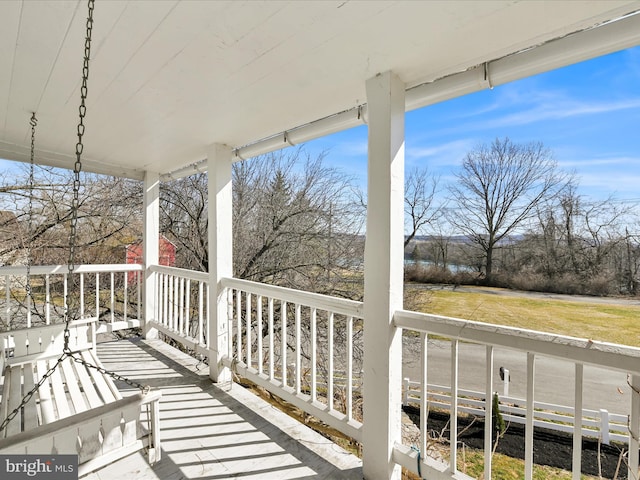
404,406 -> 633,479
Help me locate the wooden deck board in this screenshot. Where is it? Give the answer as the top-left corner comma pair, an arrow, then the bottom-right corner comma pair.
84,338 -> 362,480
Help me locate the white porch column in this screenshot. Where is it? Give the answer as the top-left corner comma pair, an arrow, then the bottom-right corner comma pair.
143,170 -> 160,339
208,143 -> 233,386
362,71 -> 405,480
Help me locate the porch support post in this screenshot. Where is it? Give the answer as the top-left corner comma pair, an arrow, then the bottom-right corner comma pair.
362,71 -> 405,480
143,170 -> 160,339
208,143 -> 233,386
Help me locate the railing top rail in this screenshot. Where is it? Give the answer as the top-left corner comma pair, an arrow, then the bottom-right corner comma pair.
148,264 -> 209,283
222,277 -> 363,318
0,263 -> 144,276
395,309 -> 640,374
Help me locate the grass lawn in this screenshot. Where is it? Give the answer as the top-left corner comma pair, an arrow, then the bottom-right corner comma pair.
409,286 -> 640,348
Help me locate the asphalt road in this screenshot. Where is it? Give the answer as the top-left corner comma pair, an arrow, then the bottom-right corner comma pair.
402,338 -> 631,415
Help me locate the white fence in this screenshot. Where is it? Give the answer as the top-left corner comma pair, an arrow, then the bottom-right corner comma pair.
393,309 -> 640,480
402,378 -> 629,445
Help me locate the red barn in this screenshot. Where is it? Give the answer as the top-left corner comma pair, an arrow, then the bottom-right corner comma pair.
125,235 -> 176,282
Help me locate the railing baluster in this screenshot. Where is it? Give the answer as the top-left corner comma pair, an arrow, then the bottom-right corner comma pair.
95,273 -> 99,319
173,275 -> 179,331
167,275 -> 172,329
281,300 -> 288,386
198,281 -> 204,345
295,303 -> 301,394
45,274 -> 50,325
153,271 -> 159,324
110,272 -> 115,323
268,296 -> 274,381
185,279 -> 190,338
163,274 -> 168,329
5,274 -> 10,329
236,289 -> 242,363
525,353 -> 536,480
178,277 -> 184,336
346,315 -> 353,420
573,363 -> 584,480
311,307 -> 317,402
449,339 -> 459,474
26,280 -> 32,327
246,292 -> 252,369
80,273 -> 85,318
206,283 -> 211,350
257,295 -> 263,375
226,286 -> 232,358
328,311 -> 334,411
420,332 -> 428,459
630,374 -> 640,479
484,345 -> 494,479
123,271 -> 128,323
63,273 -> 68,326
137,269 -> 141,321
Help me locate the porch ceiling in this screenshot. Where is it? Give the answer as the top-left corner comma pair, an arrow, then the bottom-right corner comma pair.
0,1 -> 639,180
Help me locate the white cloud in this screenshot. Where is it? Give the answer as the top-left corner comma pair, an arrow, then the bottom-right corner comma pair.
406,138 -> 476,167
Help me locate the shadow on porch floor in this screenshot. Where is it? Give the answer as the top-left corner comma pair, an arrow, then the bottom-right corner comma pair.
86,336 -> 362,480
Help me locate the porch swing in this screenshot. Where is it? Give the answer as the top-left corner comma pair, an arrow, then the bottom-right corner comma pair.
0,0 -> 161,475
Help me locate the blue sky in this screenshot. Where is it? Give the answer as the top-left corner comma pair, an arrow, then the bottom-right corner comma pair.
306,45 -> 640,205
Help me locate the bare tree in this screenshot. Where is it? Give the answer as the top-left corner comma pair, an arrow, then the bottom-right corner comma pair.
449,137 -> 567,284
234,149 -> 363,295
404,167 -> 443,248
160,173 -> 209,272
0,165 -> 142,266
160,148 -> 364,297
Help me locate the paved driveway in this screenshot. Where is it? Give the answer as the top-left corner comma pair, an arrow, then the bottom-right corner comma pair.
402,338 -> 631,415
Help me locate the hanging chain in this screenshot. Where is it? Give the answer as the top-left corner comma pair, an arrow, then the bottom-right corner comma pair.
64,0 -> 94,353
24,112 -> 47,325
0,0 -> 146,436
62,0 -> 146,394
25,113 -> 37,320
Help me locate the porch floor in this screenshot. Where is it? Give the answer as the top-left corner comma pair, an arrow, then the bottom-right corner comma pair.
85,336 -> 362,480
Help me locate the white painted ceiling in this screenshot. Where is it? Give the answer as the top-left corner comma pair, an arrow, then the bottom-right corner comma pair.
1,0 -> 639,180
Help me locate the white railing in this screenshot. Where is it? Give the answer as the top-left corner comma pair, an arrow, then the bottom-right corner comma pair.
147,267 -> 365,441
0,264 -> 143,333
148,265 -> 210,359
403,379 -> 629,445
221,277 -> 364,442
393,309 -> 640,480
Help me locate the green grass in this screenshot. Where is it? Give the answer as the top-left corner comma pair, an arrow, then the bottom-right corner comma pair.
456,449 -> 597,480
412,288 -> 640,347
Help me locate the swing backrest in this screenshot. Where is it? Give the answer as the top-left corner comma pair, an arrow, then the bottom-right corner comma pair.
0,319 -> 96,371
